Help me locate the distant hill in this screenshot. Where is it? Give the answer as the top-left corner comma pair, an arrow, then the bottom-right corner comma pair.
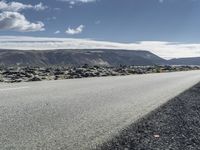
168,57 -> 200,66
0,49 -> 166,66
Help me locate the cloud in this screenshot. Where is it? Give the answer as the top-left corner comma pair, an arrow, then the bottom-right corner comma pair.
59,0 -> 96,4
159,0 -> 164,3
0,1 -> 46,32
0,11 -> 45,32
1,36 -> 200,59
0,1 -> 47,12
54,30 -> 60,34
66,25 -> 84,35
33,3 -> 47,11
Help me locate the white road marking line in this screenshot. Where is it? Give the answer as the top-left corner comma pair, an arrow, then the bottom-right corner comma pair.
0,86 -> 29,91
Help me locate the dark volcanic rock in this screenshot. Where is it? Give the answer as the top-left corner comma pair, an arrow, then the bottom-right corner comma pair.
28,76 -> 42,82
0,65 -> 199,83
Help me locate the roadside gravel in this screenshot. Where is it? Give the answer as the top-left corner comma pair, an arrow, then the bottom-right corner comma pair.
99,82 -> 200,150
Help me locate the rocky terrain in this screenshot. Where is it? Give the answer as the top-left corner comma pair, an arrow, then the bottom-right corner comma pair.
0,49 -> 199,83
0,65 -> 199,83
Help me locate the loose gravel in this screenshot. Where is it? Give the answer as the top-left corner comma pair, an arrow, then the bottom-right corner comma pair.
98,82 -> 200,150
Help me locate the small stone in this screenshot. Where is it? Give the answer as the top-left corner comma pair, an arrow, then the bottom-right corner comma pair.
154,134 -> 160,138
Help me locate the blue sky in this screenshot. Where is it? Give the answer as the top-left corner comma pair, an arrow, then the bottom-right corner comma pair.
0,0 -> 200,43
1,0 -> 200,59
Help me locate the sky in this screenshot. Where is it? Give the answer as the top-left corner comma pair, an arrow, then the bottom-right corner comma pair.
0,0 -> 200,59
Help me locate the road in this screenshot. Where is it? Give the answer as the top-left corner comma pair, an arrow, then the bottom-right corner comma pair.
99,78 -> 200,150
0,71 -> 200,150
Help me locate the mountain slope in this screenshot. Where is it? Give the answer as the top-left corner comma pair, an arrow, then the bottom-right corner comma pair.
168,57 -> 200,65
0,49 -> 166,66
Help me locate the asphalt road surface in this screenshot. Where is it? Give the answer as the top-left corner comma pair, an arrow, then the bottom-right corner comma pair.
99,78 -> 200,150
1,71 -> 200,150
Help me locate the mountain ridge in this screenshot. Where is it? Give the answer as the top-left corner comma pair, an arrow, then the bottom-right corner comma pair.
168,57 -> 200,65
0,49 -> 166,66
0,49 -> 199,66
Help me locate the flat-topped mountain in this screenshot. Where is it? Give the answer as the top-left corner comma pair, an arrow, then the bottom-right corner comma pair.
168,57 -> 200,66
1,49 -> 200,66
0,49 -> 166,66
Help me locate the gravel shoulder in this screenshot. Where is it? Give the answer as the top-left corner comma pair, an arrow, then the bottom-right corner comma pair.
98,82 -> 200,150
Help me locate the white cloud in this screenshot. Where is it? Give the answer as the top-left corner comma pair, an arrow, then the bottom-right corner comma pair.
33,2 -> 47,11
59,0 -> 97,5
1,36 -> 200,59
159,0 -> 164,3
66,25 -> 84,35
0,1 -> 47,12
0,11 -> 45,32
54,30 -> 60,34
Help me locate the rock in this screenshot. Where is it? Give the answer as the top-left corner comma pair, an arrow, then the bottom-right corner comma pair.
28,76 -> 42,82
0,65 -> 199,83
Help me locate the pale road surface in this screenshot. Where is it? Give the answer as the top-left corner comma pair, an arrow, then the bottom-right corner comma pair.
1,71 -> 200,150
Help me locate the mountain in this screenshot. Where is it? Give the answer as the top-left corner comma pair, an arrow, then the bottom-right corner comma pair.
0,49 -> 166,66
168,57 -> 200,66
